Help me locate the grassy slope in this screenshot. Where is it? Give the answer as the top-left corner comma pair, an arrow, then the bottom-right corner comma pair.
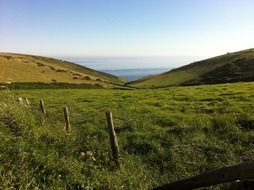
0,53 -> 124,87
1,82 -> 254,189
129,48 -> 254,88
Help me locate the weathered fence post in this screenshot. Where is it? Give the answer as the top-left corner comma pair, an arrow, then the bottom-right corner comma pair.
64,107 -> 71,134
105,111 -> 120,167
17,97 -> 23,105
40,99 -> 46,114
25,98 -> 30,107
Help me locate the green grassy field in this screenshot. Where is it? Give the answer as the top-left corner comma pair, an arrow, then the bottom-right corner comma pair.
1,82 -> 254,189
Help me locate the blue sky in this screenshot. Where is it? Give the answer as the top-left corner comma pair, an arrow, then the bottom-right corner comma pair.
1,0 -> 254,58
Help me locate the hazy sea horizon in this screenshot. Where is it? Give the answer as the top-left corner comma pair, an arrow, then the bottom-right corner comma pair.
62,56 -> 204,81
102,68 -> 170,81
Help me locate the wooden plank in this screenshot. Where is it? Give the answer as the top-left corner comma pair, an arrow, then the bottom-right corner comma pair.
153,162 -> 254,190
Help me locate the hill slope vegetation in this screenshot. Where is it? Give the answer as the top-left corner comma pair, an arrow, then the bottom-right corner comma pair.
129,48 -> 254,88
0,53 -> 124,87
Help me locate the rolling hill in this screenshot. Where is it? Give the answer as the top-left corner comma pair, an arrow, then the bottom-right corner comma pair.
0,53 -> 124,87
129,48 -> 254,88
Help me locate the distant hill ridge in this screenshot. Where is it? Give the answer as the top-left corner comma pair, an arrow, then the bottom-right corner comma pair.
0,53 -> 124,87
129,48 -> 254,88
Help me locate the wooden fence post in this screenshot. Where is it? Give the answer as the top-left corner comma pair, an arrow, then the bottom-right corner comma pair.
105,111 -> 120,167
64,107 -> 71,134
17,97 -> 23,105
40,99 -> 46,114
25,98 -> 30,107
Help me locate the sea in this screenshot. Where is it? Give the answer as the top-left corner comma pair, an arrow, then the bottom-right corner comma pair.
62,56 -> 202,81
102,68 -> 169,81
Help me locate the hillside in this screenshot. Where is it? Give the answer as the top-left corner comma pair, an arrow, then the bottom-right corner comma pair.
129,48 -> 254,88
0,53 -> 124,87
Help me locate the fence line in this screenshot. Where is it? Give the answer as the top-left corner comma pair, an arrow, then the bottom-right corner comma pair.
17,97 -> 254,187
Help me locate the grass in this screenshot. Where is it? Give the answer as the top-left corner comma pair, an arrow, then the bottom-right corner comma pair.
0,53 -> 124,86
129,48 -> 254,88
0,82 -> 254,189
